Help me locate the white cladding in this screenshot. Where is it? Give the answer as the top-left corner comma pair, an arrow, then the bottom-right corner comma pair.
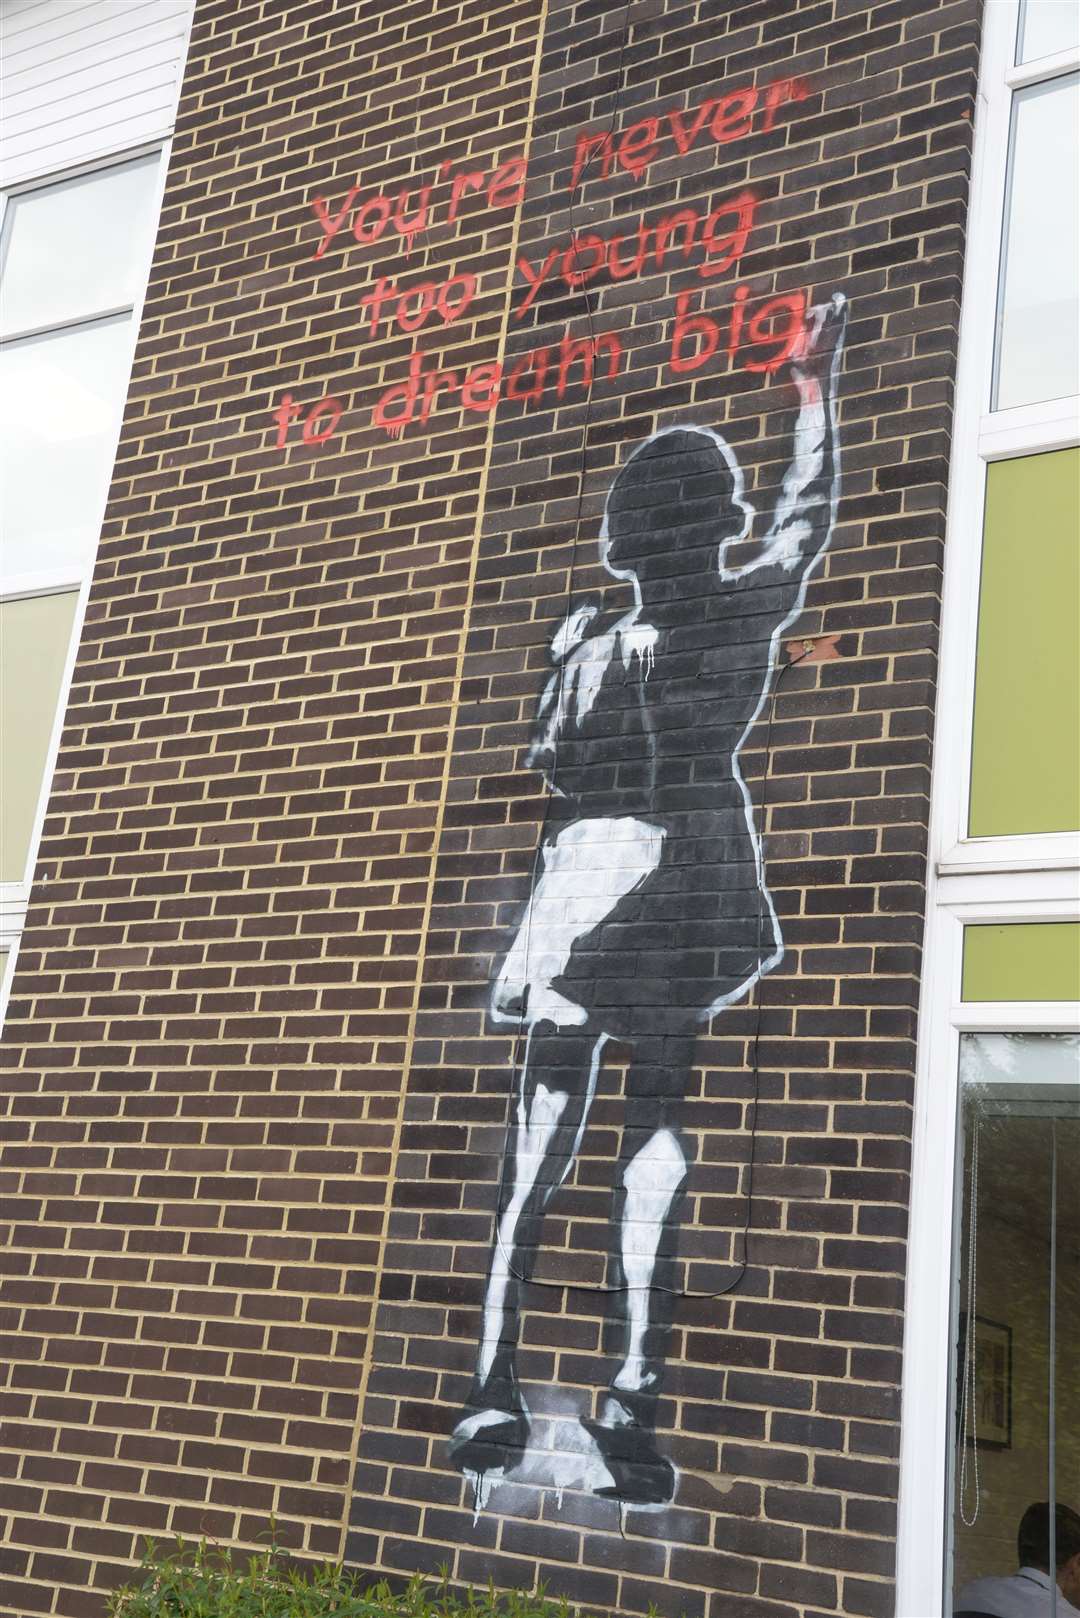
0,0 -> 194,187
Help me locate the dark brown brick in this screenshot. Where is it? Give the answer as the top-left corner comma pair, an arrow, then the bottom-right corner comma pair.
1,0 -> 978,1612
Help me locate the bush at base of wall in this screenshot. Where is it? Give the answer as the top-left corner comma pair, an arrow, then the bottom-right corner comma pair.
109,1542 -> 610,1618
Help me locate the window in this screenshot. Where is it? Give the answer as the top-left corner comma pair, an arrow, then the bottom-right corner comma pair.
0,148 -> 164,1005
1,316 -> 137,576
962,923 -> 1080,1002
950,1035 -> 1079,1606
969,448 -> 1079,837
0,590 -> 79,883
0,150 -> 160,587
930,0 -> 1080,875
897,0 -> 1080,1611
993,72 -> 1079,412
1017,0 -> 1079,65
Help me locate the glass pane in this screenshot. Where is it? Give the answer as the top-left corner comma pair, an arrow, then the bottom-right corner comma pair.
0,591 -> 79,883
963,922 -> 1080,1001
969,450 -> 1080,837
1018,0 -> 1080,62
0,153 -> 158,337
0,315 -> 132,580
994,75 -> 1080,411
949,1034 -> 1080,1615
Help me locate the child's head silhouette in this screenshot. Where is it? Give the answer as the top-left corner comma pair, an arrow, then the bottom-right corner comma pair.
603,428 -> 749,599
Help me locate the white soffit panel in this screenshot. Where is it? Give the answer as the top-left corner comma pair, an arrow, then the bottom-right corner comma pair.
0,0 -> 195,186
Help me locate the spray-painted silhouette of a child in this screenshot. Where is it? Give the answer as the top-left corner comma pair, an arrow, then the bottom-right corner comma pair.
450,294 -> 848,1505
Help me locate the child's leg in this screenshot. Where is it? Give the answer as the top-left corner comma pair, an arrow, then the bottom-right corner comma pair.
586,1031 -> 695,1504
449,1020 -> 605,1476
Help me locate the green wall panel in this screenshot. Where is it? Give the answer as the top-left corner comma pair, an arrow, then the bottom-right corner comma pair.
0,591 -> 79,884
963,922 -> 1080,1001
969,447 -> 1080,837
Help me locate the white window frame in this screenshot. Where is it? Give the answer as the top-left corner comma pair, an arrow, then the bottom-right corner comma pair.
899,896 -> 1079,1617
0,139 -> 172,1022
931,5 -> 1080,879
896,2 -> 1080,1611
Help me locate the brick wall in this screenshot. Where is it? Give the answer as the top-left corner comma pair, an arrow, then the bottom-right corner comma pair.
0,0 -> 980,1615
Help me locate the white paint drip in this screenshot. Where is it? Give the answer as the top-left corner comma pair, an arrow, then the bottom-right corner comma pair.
617,614 -> 658,679
527,594 -> 657,800
511,1397 -> 616,1498
551,603 -> 597,661
463,1388 -> 683,1519
467,1468 -> 498,1520
544,608 -> 659,748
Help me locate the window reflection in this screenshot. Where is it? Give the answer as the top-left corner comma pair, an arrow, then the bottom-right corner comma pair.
0,153 -> 158,338
993,74 -> 1080,411
1018,0 -> 1080,64
950,1034 -> 1080,1614
0,315 -> 132,578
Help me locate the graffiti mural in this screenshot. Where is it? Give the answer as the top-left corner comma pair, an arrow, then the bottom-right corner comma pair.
447,294 -> 848,1509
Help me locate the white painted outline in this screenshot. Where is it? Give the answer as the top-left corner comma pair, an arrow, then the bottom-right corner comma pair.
707,295 -> 846,1019
467,310 -> 848,1510
495,299 -> 846,1035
